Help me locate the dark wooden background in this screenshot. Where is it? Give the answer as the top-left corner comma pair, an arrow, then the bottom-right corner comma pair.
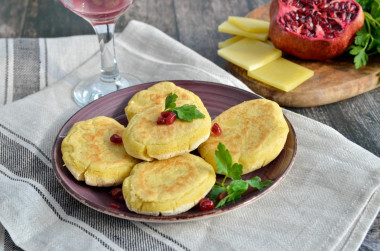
0,0 -> 379,250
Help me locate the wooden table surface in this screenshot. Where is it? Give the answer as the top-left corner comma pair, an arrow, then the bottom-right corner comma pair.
1,0 -> 379,250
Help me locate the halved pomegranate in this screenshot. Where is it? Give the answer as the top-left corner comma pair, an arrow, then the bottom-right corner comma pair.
269,0 -> 364,60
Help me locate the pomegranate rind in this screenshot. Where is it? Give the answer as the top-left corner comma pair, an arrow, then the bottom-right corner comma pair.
269,0 -> 364,60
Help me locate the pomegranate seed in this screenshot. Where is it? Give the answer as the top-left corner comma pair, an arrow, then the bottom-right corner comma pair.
157,116 -> 166,125
329,11 -> 337,18
110,187 -> 123,199
217,192 -> 228,201
279,17 -> 285,25
109,203 -> 120,209
199,198 -> 215,211
110,134 -> 122,144
161,111 -> 171,117
346,13 -> 352,21
165,112 -> 177,125
109,188 -> 125,202
211,123 -> 222,136
340,2 -> 345,10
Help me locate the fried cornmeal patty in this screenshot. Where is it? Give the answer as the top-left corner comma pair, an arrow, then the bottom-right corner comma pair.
61,116 -> 139,187
198,99 -> 289,175
122,153 -> 216,216
125,81 -> 202,121
123,83 -> 212,161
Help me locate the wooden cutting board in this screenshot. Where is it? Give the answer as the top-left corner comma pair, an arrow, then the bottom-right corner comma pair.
226,4 -> 380,107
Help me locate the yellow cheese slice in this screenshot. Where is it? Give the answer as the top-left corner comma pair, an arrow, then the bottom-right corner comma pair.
266,40 -> 274,47
218,36 -> 244,49
218,21 -> 268,41
228,16 -> 270,33
218,38 -> 282,71
248,57 -> 314,92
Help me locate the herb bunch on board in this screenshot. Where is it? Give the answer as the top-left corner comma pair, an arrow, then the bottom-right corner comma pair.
350,0 -> 380,69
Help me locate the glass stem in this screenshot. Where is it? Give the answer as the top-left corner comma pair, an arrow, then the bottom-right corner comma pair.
93,23 -> 121,84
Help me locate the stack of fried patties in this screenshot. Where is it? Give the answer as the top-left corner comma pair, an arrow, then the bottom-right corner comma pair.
61,81 -> 289,216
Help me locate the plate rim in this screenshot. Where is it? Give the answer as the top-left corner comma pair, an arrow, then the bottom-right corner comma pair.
52,80 -> 297,222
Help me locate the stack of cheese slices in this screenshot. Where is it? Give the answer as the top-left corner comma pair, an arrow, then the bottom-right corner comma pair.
218,16 -> 314,92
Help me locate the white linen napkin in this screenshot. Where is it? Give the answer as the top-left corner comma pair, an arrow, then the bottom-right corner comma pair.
0,20 -> 379,251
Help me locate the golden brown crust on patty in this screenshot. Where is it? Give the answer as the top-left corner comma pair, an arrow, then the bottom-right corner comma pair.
123,82 -> 212,161
122,153 -> 216,216
198,99 -> 289,174
61,116 -> 139,187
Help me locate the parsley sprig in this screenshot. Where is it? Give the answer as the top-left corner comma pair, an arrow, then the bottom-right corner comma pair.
349,0 -> 380,69
209,143 -> 273,208
164,93 -> 205,122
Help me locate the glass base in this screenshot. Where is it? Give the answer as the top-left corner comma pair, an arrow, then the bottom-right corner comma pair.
72,73 -> 141,107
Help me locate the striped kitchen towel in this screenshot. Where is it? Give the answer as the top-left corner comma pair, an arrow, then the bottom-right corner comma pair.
0,35 -> 98,105
0,20 -> 379,251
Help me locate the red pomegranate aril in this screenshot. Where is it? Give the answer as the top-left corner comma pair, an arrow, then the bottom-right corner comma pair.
334,2 -> 340,10
218,192 -> 228,201
161,111 -> 171,117
109,203 -> 120,209
329,11 -> 337,18
110,134 -> 123,144
211,123 -> 222,136
199,198 -> 215,211
110,187 -> 123,199
109,188 -> 125,202
165,112 -> 177,125
346,13 -> 352,21
157,116 -> 166,125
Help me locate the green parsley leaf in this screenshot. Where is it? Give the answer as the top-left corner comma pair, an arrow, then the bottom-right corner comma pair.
165,93 -> 177,110
172,104 -> 205,122
247,177 -> 274,191
215,142 -> 232,175
354,49 -> 368,69
228,163 -> 243,180
216,181 -> 248,208
228,180 -> 249,194
350,1 -> 380,68
371,0 -> 380,18
216,194 -> 230,208
354,29 -> 369,47
163,93 -> 205,122
349,46 -> 363,55
211,142 -> 274,208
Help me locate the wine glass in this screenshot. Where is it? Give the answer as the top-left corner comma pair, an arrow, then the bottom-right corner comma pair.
60,0 -> 140,106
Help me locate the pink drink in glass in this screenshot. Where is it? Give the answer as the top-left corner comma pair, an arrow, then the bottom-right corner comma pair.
60,0 -> 140,106
62,0 -> 134,25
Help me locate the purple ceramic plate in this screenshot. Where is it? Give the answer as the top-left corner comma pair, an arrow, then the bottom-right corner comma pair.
52,80 -> 297,222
